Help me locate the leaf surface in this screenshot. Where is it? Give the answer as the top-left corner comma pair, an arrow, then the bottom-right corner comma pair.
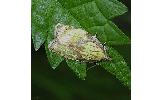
32,0 -> 131,85
100,47 -> 131,88
66,60 -> 87,80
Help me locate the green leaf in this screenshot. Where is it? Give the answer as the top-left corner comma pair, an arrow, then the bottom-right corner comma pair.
32,0 -> 130,50
31,26 -> 46,51
45,45 -> 64,69
66,60 -> 87,80
87,21 -> 130,45
32,0 -> 58,50
45,26 -> 64,69
32,0 -> 131,83
100,47 -> 131,88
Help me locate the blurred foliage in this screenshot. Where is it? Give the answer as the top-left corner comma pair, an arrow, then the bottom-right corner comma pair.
32,0 -> 131,99
32,43 -> 131,100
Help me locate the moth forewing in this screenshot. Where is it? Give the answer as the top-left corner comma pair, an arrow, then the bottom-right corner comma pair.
48,23 -> 110,62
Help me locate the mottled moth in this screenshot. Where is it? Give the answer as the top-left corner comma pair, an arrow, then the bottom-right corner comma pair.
48,23 -> 110,62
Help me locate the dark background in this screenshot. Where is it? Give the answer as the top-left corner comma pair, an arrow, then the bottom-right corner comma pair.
32,0 -> 131,100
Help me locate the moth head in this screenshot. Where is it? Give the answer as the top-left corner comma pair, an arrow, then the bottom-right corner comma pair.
54,23 -> 71,37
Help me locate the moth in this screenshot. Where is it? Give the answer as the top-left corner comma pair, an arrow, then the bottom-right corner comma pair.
48,23 -> 110,62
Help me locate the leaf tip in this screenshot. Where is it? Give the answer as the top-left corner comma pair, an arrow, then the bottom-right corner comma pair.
34,47 -> 39,51
51,66 -> 57,70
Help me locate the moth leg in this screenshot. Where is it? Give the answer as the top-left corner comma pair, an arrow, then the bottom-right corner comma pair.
87,62 -> 99,70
